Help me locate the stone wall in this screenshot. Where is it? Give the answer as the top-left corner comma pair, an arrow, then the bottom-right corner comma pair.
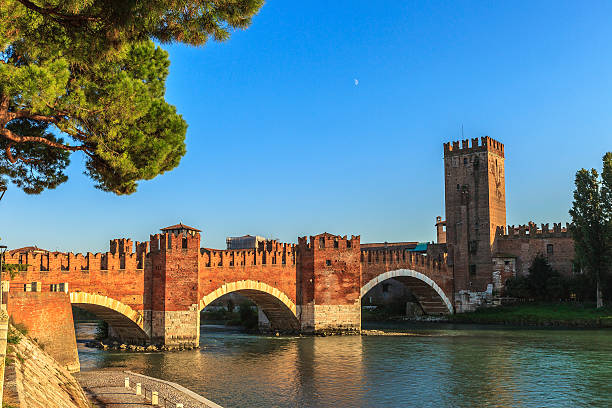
6,291 -> 80,372
2,326 -> 90,408
494,223 -> 575,277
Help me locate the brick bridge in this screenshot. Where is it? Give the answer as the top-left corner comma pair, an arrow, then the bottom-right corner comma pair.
3,224 -> 452,369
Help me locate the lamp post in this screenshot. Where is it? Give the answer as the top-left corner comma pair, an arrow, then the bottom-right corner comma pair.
0,245 -> 7,307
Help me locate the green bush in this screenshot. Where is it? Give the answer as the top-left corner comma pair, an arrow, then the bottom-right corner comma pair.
239,302 -> 258,331
95,321 -> 108,340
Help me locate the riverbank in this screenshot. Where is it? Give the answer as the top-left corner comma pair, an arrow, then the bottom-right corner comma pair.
76,369 -> 222,408
449,303 -> 612,327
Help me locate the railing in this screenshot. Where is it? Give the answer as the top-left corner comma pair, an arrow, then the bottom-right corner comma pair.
123,371 -> 223,408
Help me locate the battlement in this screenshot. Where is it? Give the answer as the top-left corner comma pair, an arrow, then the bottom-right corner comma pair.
298,233 -> 360,250
149,231 -> 200,252
199,242 -> 296,268
360,248 -> 445,271
109,238 -> 133,254
443,136 -> 504,158
495,222 -> 571,239
4,249 -> 146,272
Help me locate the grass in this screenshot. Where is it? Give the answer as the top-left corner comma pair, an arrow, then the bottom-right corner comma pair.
451,302 -> 612,327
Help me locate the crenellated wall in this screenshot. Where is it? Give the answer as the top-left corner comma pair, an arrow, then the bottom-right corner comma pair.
493,222 -> 575,277
3,222 -> 459,350
296,233 -> 362,333
360,249 -> 453,314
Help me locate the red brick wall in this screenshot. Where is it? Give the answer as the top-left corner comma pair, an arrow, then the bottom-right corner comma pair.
2,268 -> 147,313
360,250 -> 453,301
304,234 -> 361,306
494,234 -> 575,277
444,137 -> 506,291
6,292 -> 79,371
198,261 -> 297,305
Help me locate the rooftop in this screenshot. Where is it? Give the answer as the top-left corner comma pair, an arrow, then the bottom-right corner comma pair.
161,223 -> 201,232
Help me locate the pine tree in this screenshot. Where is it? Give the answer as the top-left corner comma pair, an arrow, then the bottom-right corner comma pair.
0,0 -> 264,195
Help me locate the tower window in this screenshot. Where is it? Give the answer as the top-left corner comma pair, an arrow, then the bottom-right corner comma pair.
547,244 -> 553,255
469,264 -> 477,276
464,157 -> 468,165
334,240 -> 339,248
326,260 -> 332,266
182,238 -> 188,249
347,241 -> 352,248
457,184 -> 460,191
319,237 -> 325,249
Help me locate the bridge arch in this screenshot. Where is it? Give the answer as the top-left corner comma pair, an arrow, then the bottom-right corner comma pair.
360,269 -> 454,314
199,280 -> 299,331
70,292 -> 149,342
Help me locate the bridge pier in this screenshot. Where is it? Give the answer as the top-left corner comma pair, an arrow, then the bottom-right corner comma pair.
299,302 -> 361,334
297,234 -> 362,335
150,307 -> 200,347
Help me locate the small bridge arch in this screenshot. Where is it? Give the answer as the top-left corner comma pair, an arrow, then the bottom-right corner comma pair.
70,292 -> 149,342
361,269 -> 454,314
199,280 -> 299,331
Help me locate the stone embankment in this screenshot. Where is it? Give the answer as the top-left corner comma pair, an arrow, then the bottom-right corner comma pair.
2,325 -> 90,408
77,370 -> 223,408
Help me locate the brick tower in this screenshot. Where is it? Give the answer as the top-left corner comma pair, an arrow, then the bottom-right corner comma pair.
297,233 -> 361,333
149,223 -> 201,346
443,137 -> 506,293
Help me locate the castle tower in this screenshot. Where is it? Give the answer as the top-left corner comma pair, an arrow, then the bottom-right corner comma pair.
435,216 -> 446,244
149,223 -> 201,346
443,137 -> 506,293
297,233 -> 361,334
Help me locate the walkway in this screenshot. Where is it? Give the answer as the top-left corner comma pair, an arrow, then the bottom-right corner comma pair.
76,369 -> 222,408
76,371 -> 150,408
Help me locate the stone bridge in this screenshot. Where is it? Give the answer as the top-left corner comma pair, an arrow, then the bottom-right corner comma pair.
2,224 -> 454,371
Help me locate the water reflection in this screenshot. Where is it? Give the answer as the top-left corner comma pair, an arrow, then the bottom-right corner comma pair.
77,323 -> 612,408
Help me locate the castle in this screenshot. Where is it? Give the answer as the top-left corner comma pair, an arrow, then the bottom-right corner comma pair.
0,136 -> 576,369
438,136 -> 574,310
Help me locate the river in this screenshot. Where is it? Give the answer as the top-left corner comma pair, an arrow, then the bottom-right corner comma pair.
76,322 -> 612,407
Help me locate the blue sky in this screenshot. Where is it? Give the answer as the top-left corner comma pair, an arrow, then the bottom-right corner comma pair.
3,0 -> 611,252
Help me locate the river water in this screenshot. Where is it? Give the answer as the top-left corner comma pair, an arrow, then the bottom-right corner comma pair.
76,322 -> 612,407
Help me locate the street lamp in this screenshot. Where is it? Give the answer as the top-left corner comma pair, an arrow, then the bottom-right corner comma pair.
0,245 -> 7,307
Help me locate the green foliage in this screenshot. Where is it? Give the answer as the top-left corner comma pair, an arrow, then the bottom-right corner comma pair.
95,321 -> 109,341
7,327 -> 22,345
12,322 -> 28,336
527,255 -> 560,297
504,275 -> 532,299
0,0 -> 264,195
503,255 -> 609,303
451,302 -> 612,327
239,302 -> 258,331
569,153 -> 612,306
504,255 -> 561,300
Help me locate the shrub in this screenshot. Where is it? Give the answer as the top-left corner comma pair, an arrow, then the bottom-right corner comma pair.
95,321 -> 109,340
239,302 -> 258,331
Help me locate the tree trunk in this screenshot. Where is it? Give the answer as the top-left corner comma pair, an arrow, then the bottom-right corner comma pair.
596,279 -> 603,308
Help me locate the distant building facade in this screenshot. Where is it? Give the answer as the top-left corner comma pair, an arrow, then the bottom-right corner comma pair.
226,235 -> 266,250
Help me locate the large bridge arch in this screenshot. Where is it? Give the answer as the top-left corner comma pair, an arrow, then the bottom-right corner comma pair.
70,292 -> 149,342
199,280 -> 299,331
361,269 -> 454,314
